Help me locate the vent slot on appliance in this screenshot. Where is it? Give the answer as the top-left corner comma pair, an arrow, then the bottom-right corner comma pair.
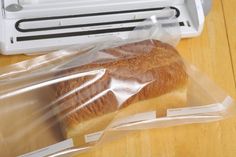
16,7 -> 180,32
15,6 -> 183,42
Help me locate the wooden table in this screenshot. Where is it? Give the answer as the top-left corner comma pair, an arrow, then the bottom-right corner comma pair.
0,0 -> 236,156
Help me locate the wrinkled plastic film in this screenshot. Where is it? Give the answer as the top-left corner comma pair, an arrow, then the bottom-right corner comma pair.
0,11 -> 235,157
0,12 -> 182,156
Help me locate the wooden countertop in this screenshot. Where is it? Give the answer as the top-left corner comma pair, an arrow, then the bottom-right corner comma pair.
0,0 -> 236,156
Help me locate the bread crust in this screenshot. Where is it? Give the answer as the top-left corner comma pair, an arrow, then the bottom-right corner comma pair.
54,40 -> 188,131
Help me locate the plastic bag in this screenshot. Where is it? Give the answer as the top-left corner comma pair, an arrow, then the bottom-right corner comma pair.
0,11 -> 235,157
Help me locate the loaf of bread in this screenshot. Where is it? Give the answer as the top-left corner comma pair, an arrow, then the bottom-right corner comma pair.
54,40 -> 188,146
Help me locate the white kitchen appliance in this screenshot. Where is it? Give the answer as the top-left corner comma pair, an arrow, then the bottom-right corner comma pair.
0,0 -> 212,55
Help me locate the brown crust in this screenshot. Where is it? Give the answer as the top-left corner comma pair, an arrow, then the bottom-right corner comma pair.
54,40 -> 188,129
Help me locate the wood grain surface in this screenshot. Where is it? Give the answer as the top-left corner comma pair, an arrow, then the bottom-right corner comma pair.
222,0 -> 236,85
0,0 -> 236,157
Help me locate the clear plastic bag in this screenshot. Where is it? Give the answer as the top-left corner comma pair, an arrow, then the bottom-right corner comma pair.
0,11 -> 235,157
